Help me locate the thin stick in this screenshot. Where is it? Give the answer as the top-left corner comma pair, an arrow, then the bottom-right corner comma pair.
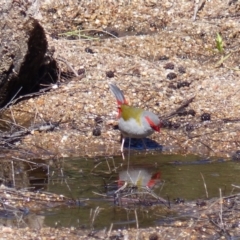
219,188 -> 224,231
111,157 -> 117,173
231,184 -> 240,189
11,161 -> 15,188
0,86 -> 22,111
11,156 -> 43,165
0,86 -> 52,112
200,172 -> 208,198
105,158 -> 111,172
91,206 -> 101,229
193,0 -> 199,21
0,119 -> 27,130
127,138 -> 131,171
107,223 -> 113,238
57,57 -> 79,77
91,161 -> 102,173
193,0 -> 206,21
115,181 -> 127,194
64,178 -> 71,192
92,191 -> 107,197
59,28 -> 119,39
81,29 -> 119,39
89,208 -> 92,219
9,107 -> 16,125
134,209 -> 139,229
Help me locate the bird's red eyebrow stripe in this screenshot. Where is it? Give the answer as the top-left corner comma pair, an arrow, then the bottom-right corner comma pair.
145,116 -> 161,132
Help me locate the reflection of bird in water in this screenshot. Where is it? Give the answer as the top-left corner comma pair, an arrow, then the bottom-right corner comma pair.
118,168 -> 161,189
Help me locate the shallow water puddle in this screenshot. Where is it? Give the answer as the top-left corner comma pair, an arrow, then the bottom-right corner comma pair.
37,153 -> 240,229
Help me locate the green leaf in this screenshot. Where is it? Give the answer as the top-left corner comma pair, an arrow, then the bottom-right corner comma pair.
216,33 -> 224,53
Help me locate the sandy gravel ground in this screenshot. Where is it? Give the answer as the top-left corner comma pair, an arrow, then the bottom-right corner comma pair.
5,0 -> 239,160
1,1 -> 240,238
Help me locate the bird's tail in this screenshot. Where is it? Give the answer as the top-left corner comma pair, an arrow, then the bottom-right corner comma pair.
109,83 -> 128,106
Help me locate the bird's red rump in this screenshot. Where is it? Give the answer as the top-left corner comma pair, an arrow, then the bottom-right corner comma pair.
145,116 -> 161,132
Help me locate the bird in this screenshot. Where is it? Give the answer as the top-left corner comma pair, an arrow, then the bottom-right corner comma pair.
109,83 -> 161,159
118,168 -> 161,189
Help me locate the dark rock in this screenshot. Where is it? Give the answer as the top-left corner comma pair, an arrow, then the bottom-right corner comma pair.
178,66 -> 186,74
201,113 -> 211,121
106,71 -> 115,78
178,110 -> 188,116
158,55 -> 169,61
196,200 -> 207,207
92,127 -> 101,136
167,72 -> 177,80
232,150 -> 240,161
164,63 -> 175,70
185,123 -> 194,131
132,68 -> 141,77
172,122 -> 180,129
168,83 -> 177,89
77,68 -> 85,75
161,120 -> 172,129
188,109 -> 196,116
85,47 -> 94,54
177,81 -> 190,88
174,198 -> 185,204
149,233 -> 159,240
95,116 -> 103,124
126,26 -> 135,32
113,124 -> 119,130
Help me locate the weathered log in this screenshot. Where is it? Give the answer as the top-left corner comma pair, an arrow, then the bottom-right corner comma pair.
0,1 -> 57,107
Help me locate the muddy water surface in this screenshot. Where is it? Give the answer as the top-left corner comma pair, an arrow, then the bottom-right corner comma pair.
36,153 -> 240,229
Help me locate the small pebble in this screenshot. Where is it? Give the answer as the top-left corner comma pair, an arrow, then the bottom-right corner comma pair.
186,123 -> 194,131
232,150 -> 240,161
177,81 -> 190,88
77,68 -> 85,75
85,47 -> 94,54
95,116 -> 103,124
106,71 -> 115,78
201,113 -> 211,121
168,83 -> 177,89
178,66 -> 186,74
158,55 -> 169,61
164,62 -> 175,70
167,72 -> 177,80
172,122 -> 180,129
92,127 -> 101,136
188,109 -> 196,116
178,110 -> 188,116
161,120 -> 172,129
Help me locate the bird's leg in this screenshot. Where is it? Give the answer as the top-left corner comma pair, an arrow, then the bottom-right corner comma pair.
141,138 -> 147,150
127,138 -> 131,171
121,137 -> 125,160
